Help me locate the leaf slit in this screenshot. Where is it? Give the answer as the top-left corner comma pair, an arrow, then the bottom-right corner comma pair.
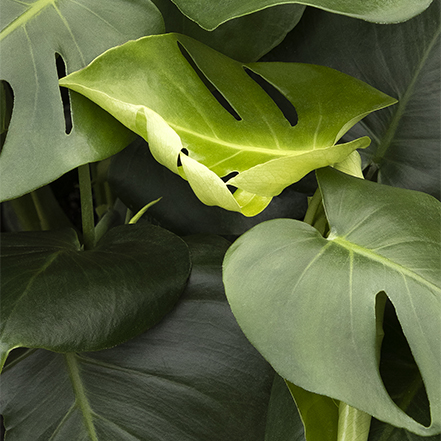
243,67 -> 298,127
0,80 -> 14,153
177,148 -> 189,167
56,53 -> 72,134
378,297 -> 431,427
177,42 -> 242,121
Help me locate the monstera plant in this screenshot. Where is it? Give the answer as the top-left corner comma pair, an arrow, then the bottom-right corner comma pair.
0,0 -> 439,440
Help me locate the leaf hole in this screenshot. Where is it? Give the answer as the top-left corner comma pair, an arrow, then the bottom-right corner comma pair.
221,171 -> 238,183
243,67 -> 298,127
221,172 -> 239,194
177,42 -> 242,121
177,148 -> 189,167
55,53 -> 72,134
0,80 -> 15,153
378,295 -> 431,427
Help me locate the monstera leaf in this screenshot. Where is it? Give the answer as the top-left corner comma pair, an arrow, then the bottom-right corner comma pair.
152,0 -> 306,62
223,167 -> 441,436
59,33 -> 396,216
263,1 -> 440,199
0,223 -> 191,371
169,0 -> 433,30
108,138 -> 309,236
0,0 -> 164,201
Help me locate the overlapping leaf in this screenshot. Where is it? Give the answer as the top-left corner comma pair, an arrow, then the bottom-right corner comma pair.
0,235 -> 275,441
59,33 -> 396,216
108,137 -> 309,236
0,0 -> 164,201
152,0 -> 305,62
0,223 -> 191,371
265,375 -> 305,441
223,167 -> 441,436
264,1 -> 440,198
169,0 -> 433,30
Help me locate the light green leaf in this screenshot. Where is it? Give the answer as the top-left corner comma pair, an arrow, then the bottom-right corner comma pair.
264,1 -> 440,198
108,138 -> 310,237
0,223 -> 191,371
368,299 -> 438,440
287,382 -> 339,441
0,235 -> 275,441
0,0 -> 164,201
59,33 -> 396,216
169,0 -> 433,30
223,167 -> 441,436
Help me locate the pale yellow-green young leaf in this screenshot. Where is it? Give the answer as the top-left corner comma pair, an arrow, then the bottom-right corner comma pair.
59,34 -> 397,216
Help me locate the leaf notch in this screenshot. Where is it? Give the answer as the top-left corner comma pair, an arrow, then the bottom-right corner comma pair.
177,41 -> 242,121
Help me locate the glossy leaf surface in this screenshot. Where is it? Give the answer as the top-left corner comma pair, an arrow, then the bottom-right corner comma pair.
152,0 -> 305,62
60,33 -> 395,216
223,168 -> 441,436
0,0 -> 164,201
0,235 -> 275,441
0,223 -> 191,367
264,2 -> 440,198
170,0 -> 433,30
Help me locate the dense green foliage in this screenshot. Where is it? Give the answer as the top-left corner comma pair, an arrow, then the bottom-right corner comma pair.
1,0 -> 439,440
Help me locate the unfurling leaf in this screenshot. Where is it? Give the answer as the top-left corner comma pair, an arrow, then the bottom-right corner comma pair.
60,33 -> 396,216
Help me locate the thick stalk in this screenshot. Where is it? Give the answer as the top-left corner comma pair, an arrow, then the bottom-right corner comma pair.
31,186 -> 74,230
303,188 -> 322,227
78,164 -> 95,250
337,403 -> 371,441
8,193 -> 41,231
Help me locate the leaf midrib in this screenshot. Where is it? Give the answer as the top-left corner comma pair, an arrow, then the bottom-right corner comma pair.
328,235 -> 440,293
65,353 -> 98,441
58,85 -> 343,157
373,21 -> 441,164
0,0 -> 56,41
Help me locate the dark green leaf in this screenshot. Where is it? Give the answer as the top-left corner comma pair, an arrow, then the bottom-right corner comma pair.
0,0 -> 164,201
0,223 -> 191,368
169,0 -> 433,30
0,235 -> 275,440
223,168 -> 441,436
152,0 -> 305,62
263,2 -> 440,198
265,374 -> 305,441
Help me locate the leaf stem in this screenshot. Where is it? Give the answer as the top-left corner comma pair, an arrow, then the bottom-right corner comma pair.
337,402 -> 371,441
78,164 -> 95,250
31,186 -> 75,231
303,188 -> 322,226
9,193 -> 42,231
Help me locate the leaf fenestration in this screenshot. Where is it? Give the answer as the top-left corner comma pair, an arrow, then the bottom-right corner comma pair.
0,0 -> 164,201
59,33 -> 396,216
223,167 -> 441,436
